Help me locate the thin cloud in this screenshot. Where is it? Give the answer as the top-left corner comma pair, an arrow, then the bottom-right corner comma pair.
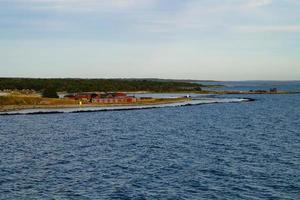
6,0 -> 157,12
235,25 -> 300,33
244,0 -> 272,8
133,0 -> 273,35
5,0 -> 272,12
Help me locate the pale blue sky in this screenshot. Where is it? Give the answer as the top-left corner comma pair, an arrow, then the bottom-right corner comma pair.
1,0 -> 300,80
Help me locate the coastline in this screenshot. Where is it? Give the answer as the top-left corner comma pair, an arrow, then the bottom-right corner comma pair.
197,91 -> 297,95
1,89 -> 297,113
0,97 -> 255,115
0,97 -> 189,113
130,90 -> 298,95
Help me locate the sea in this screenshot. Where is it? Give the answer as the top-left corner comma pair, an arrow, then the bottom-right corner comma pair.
0,81 -> 299,199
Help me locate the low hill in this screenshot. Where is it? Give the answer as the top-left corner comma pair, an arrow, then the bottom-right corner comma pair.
0,78 -> 202,93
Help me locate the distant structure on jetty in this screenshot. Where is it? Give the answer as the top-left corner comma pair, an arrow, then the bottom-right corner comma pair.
248,88 -> 278,94
64,92 -> 137,104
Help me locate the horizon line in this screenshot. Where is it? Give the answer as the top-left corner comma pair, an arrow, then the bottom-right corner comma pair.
0,76 -> 299,82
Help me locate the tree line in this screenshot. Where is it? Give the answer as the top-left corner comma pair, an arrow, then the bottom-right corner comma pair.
0,78 -> 202,93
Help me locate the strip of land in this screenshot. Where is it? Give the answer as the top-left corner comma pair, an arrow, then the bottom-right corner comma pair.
0,78 -> 297,113
0,95 -> 189,112
196,90 -> 295,94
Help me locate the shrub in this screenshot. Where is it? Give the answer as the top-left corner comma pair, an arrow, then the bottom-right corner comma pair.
42,87 -> 59,98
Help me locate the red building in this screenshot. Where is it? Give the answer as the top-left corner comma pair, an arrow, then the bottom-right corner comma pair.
64,92 -> 137,104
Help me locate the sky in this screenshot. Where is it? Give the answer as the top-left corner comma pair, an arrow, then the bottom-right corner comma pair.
0,0 -> 300,80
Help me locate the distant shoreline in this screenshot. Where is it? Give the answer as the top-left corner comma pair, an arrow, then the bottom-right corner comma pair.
1,89 -> 298,113
0,97 -> 256,115
195,90 -> 299,95
0,97 -> 189,113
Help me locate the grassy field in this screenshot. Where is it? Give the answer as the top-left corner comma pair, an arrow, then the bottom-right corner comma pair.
0,96 -> 42,106
0,95 -> 79,112
0,95 -> 77,106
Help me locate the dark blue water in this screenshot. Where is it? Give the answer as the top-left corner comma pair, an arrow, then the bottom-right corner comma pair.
1,83 -> 300,199
200,81 -> 300,92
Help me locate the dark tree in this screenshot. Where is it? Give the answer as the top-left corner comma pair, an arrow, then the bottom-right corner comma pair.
42,87 -> 59,98
0,78 -> 205,93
